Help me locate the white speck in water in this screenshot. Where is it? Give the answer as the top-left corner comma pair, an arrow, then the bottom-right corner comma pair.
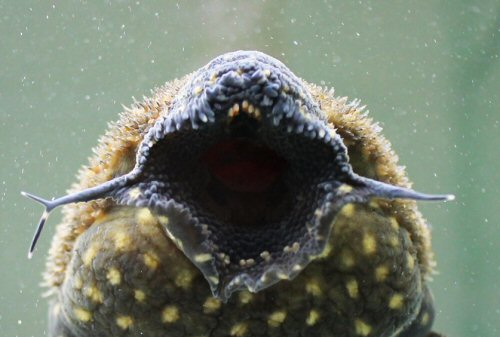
293,40 -> 298,45
18,320 -> 22,325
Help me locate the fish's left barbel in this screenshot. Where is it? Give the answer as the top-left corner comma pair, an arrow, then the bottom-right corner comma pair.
21,172 -> 134,258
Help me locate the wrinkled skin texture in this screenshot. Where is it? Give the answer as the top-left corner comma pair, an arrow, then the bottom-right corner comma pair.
36,51 -> 447,337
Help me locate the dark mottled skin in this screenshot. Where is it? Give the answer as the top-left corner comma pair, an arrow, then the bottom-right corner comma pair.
35,51 -> 447,337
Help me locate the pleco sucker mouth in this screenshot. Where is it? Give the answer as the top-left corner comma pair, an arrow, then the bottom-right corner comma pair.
22,51 -> 454,301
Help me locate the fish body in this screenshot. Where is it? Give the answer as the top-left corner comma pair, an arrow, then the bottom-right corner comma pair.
25,51 -> 451,337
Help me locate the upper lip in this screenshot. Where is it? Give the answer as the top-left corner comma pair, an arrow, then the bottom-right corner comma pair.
138,52 -> 338,160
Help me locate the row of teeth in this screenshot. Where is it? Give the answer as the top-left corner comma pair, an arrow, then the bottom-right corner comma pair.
269,98 -> 337,146
148,100 -> 335,143
214,240 -> 302,269
219,248 -> 318,300
139,87 -> 341,169
227,100 -> 262,119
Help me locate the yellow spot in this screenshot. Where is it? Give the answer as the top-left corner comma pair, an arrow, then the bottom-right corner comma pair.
375,265 -> 389,282
73,276 -> 83,290
136,208 -> 157,227
263,69 -> 271,77
306,309 -> 320,326
241,100 -> 249,110
233,103 -> 240,114
276,272 -> 289,280
208,276 -> 219,285
82,243 -> 98,266
305,278 -> 323,297
158,215 -> 169,225
368,200 -> 380,209
268,310 -> 287,327
239,258 -> 255,266
116,315 -> 134,330
389,217 -> 399,230
238,291 -> 253,304
313,208 -> 323,218
340,203 -> 355,217
175,269 -> 194,289
319,243 -> 333,258
210,72 -> 217,83
230,321 -> 249,337
113,231 -> 132,251
228,105 -> 239,118
389,293 -> 404,310
73,307 -> 92,322
83,286 -> 103,303
162,305 -> 179,323
341,249 -> 356,268
354,319 -> 372,336
143,252 -> 160,270
253,107 -> 262,119
164,227 -> 184,251
362,233 -> 377,255
194,253 -> 212,263
218,252 -> 231,265
201,224 -> 210,235
406,253 -> 415,270
260,250 -> 271,262
388,235 -> 399,248
421,312 -> 430,325
52,303 -> 61,317
193,86 -> 203,95
346,279 -> 359,299
128,187 -> 141,200
134,289 -> 146,302
339,184 -> 353,194
106,267 -> 121,285
203,297 -> 221,314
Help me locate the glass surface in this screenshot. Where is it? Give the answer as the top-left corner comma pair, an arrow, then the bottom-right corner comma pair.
1,1 -> 498,336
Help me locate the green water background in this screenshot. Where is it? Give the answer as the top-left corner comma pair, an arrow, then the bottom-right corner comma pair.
1,1 -> 498,336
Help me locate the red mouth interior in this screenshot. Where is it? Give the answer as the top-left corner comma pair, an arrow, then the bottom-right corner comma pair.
201,139 -> 287,193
